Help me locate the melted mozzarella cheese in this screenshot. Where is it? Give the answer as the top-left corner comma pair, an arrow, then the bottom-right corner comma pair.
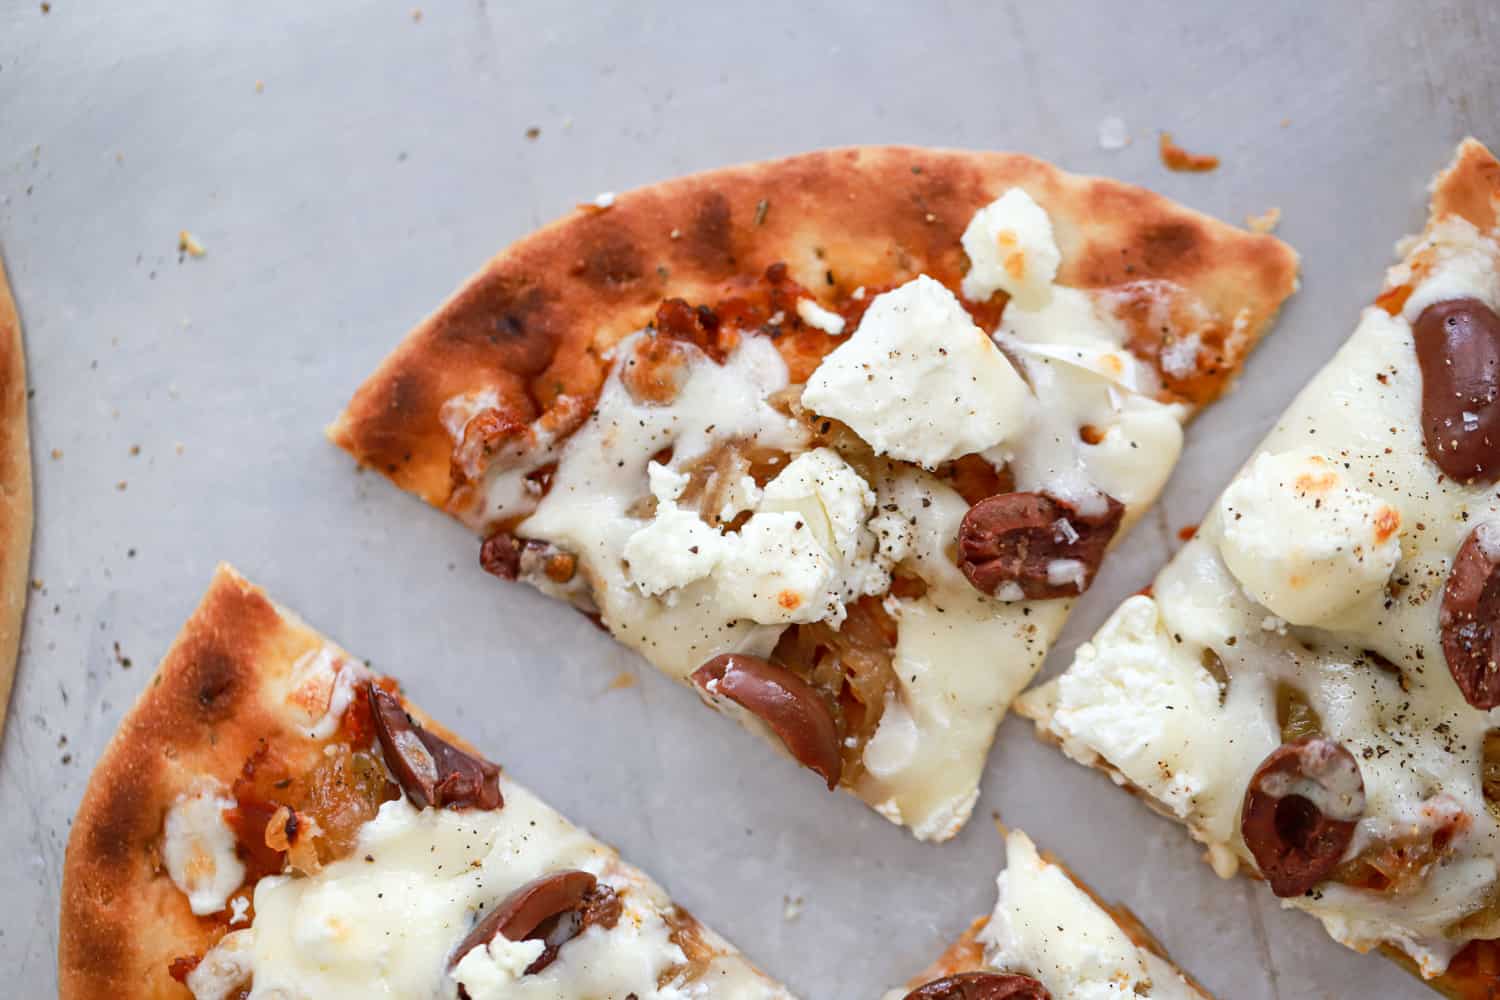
802,276 -> 1031,468
960,188 -> 1062,309
163,784 -> 245,917
879,830 -> 1204,1000
192,782 -> 784,1000
982,831 -> 1158,1000
521,332 -> 806,678
854,467 -> 1069,841
1023,215 -> 1500,976
996,287 -> 1186,521
1218,450 -> 1402,626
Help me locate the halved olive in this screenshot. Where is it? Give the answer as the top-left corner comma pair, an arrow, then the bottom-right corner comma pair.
448,870 -> 605,976
902,971 -> 1051,1000
367,684 -> 503,811
691,654 -> 843,789
1241,737 -> 1364,897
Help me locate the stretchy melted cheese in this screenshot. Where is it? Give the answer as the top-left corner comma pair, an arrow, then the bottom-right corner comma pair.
1021,199 -> 1500,975
448,192 -> 1196,840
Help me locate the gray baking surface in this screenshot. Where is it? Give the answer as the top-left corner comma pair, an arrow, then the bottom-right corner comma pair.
2,1 -> 1497,996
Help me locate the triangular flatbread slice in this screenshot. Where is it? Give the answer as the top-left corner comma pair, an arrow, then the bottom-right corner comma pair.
59,566 -> 794,1000
0,254 -> 32,738
331,146 -> 1298,840
893,828 -> 1211,999
1019,138 -> 1500,994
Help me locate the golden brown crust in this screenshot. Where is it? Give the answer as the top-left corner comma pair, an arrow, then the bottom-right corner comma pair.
1020,139 -> 1500,1000
60,566 -> 326,998
1428,138 -> 1500,236
0,255 -> 32,737
330,145 -> 1299,510
57,567 -> 511,997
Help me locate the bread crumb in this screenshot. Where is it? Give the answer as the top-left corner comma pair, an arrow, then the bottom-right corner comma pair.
411,7 -> 422,21
50,448 -> 61,460
524,126 -> 541,141
255,80 -> 265,94
606,672 -> 637,692
177,230 -> 206,258
115,480 -> 128,491
1246,207 -> 1281,234
175,442 -> 185,455
129,444 -> 141,457
1158,132 -> 1219,173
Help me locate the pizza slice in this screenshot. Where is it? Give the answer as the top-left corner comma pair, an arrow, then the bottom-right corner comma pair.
892,828 -> 1210,1000
0,253 -> 32,737
59,565 -> 794,1000
330,146 -> 1298,840
1017,138 -> 1500,995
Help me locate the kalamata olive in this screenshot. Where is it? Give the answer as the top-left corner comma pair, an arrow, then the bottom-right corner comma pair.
479,531 -> 524,580
448,870 -> 619,976
902,972 -> 1051,1000
1414,297 -> 1500,483
958,492 -> 1124,600
1241,737 -> 1365,897
1441,522 -> 1500,709
367,685 -> 503,811
691,654 -> 843,789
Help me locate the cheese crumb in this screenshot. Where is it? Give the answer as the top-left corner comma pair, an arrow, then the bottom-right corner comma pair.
795,297 -> 846,335
162,785 -> 245,916
959,188 -> 1061,308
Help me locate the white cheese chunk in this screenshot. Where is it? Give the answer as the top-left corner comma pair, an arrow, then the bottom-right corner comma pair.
1217,449 -> 1402,626
758,447 -> 875,568
162,784 -> 245,917
715,511 -> 838,625
1044,594 -> 1274,835
802,276 -> 1031,468
451,936 -> 547,995
981,830 -> 1152,1000
960,188 -> 1062,309
795,296 -> 846,334
624,462 -> 727,598
186,929 -> 255,1000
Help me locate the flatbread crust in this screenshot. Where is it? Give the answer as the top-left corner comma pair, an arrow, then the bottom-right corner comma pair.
1016,138 -> 1500,1000
58,566 -> 771,999
330,145 -> 1299,510
0,255 -> 31,738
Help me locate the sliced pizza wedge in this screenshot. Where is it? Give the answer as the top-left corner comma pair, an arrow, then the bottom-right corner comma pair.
59,565 -> 794,1000
1018,138 -> 1500,995
0,253 -> 31,737
330,146 -> 1299,840
892,828 -> 1210,999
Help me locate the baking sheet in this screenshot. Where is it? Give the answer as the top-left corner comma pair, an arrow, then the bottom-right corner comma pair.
3,1 -> 1498,996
